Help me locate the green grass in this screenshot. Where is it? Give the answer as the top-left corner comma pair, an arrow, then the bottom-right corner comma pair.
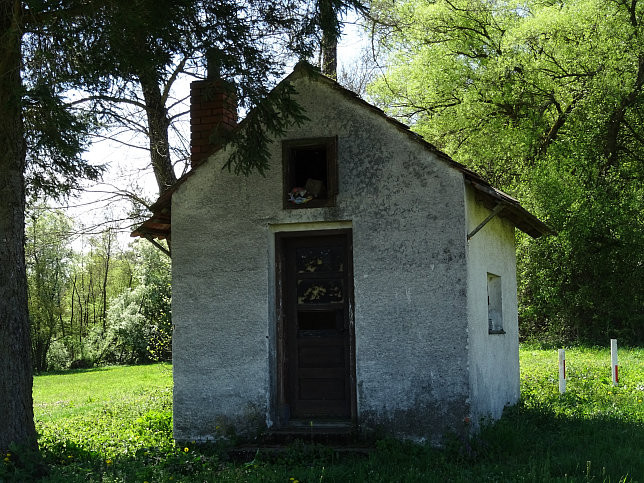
2,348 -> 643,482
34,364 -> 173,421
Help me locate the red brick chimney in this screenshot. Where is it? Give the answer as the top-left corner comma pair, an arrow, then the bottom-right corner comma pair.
190,64 -> 237,168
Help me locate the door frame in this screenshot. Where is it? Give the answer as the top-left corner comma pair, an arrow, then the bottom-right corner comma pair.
274,229 -> 357,427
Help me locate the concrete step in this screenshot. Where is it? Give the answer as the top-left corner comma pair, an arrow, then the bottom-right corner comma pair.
228,443 -> 373,463
227,423 -> 373,462
261,427 -> 356,445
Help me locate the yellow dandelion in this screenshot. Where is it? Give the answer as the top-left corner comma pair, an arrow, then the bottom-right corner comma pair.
184,447 -> 189,452
106,459 -> 113,465
3,457 -> 9,463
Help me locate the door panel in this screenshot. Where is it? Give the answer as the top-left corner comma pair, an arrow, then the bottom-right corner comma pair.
280,233 -> 353,420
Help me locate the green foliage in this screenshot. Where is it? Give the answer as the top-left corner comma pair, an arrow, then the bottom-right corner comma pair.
25,208 -> 171,370
224,80 -> 308,176
18,3 -> 107,202
22,83 -> 102,200
91,286 -> 150,365
65,0 -> 365,186
45,340 -> 71,372
135,244 -> 172,363
518,165 -> 644,344
25,206 -> 74,373
128,240 -> 172,362
369,0 -> 644,344
93,240 -> 172,365
3,348 -> 640,481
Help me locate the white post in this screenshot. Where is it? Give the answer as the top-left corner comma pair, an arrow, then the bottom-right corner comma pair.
611,339 -> 618,386
558,349 -> 566,394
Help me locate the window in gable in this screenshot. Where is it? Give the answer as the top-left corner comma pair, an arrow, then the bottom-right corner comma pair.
283,137 -> 337,209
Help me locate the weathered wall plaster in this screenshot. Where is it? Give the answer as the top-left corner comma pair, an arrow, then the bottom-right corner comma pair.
465,185 -> 520,428
172,72 -> 504,443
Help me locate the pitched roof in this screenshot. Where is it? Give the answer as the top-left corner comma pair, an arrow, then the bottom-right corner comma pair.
132,61 -> 553,241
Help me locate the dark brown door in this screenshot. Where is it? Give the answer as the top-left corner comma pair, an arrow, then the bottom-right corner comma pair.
280,232 -> 353,420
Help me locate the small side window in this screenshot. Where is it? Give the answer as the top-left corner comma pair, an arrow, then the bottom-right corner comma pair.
283,137 -> 337,209
487,273 -> 504,334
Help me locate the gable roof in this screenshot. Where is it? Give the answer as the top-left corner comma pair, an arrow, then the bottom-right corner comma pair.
132,61 -> 553,242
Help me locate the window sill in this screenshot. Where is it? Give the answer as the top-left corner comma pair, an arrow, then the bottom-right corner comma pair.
488,329 -> 506,335
285,199 -> 335,209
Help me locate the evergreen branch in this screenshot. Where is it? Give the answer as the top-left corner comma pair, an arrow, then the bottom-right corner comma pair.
66,94 -> 147,111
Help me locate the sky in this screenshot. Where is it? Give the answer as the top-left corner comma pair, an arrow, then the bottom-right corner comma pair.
52,17 -> 368,250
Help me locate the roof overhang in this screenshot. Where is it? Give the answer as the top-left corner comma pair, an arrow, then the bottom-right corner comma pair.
465,178 -> 555,238
130,188 -> 173,241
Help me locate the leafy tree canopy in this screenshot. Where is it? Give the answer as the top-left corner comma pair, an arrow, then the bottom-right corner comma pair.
52,0 -> 369,186
370,0 -> 644,344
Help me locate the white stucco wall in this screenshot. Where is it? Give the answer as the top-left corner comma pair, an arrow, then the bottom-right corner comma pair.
172,71 -> 474,442
465,185 -> 520,427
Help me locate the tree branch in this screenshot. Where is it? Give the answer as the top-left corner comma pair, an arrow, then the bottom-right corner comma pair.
604,55 -> 644,168
66,94 -> 147,110
537,94 -> 580,157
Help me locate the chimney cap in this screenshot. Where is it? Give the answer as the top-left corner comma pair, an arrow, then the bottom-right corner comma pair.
205,48 -> 222,79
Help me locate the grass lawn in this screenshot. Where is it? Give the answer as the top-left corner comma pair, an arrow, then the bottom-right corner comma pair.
2,347 -> 643,482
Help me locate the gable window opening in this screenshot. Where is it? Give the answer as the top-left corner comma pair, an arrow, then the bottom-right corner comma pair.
487,273 -> 505,334
283,137 -> 337,209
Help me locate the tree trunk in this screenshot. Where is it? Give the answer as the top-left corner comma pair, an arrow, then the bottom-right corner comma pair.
0,0 -> 38,452
604,55 -> 644,172
320,0 -> 338,79
101,228 -> 112,331
139,73 -> 177,194
321,31 -> 338,79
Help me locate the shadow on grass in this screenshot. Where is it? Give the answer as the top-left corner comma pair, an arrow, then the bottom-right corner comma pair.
34,362 -> 171,377
5,403 -> 642,482
34,366 -> 114,377
2,441 -> 229,482
474,403 -> 644,481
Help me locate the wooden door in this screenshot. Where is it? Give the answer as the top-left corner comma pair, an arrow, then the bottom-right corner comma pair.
278,232 -> 354,421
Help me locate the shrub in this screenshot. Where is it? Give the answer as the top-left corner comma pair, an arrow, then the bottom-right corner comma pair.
45,339 -> 71,371
92,286 -> 152,365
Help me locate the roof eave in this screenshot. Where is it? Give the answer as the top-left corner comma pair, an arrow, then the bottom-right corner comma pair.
465,178 -> 555,238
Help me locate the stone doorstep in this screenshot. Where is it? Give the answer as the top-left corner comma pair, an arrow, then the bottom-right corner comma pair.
227,444 -> 373,464
227,423 -> 373,462
262,420 -> 356,444
262,429 -> 354,445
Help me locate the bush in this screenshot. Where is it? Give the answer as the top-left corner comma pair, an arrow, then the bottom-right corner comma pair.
92,286 -> 153,365
90,274 -> 172,365
45,339 -> 71,371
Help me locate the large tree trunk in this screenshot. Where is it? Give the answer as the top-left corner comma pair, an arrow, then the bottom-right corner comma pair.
320,0 -> 338,79
0,0 -> 38,452
138,71 -> 176,255
139,73 -> 177,194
